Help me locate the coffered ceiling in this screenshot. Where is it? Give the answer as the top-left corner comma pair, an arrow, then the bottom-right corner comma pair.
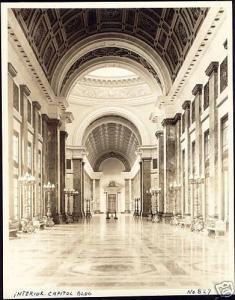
13,8 -> 208,92
85,122 -> 140,171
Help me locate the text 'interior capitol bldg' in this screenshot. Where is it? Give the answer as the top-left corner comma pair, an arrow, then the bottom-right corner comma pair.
3,2 -> 234,298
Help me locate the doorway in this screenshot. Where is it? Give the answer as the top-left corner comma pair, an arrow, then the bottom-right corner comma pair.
108,194 -> 117,213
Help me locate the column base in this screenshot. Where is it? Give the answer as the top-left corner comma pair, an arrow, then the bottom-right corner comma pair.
20,219 -> 35,233
53,213 -> 63,224
45,217 -> 55,227
66,214 -> 74,223
162,212 -> 173,223
73,212 -> 85,221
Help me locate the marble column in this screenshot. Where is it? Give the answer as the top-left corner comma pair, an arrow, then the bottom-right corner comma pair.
8,63 -> 17,221
139,161 -> 143,215
42,114 -> 61,223
72,158 -> 85,219
155,130 -> 164,214
32,101 -> 41,218
129,179 -> 132,212
20,85 -> 31,175
142,158 -> 152,217
192,84 -> 203,218
205,62 -> 219,218
125,179 -> 130,213
161,115 -> 180,222
182,101 -> 191,216
175,114 -> 182,215
60,131 -> 68,222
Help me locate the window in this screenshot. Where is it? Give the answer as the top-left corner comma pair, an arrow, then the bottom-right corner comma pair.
66,159 -> 72,169
27,99 -> 32,124
204,130 -> 210,162
191,100 -> 195,124
220,56 -> 228,93
13,131 -> 19,164
221,115 -> 228,152
13,82 -> 19,112
182,113 -> 185,133
27,142 -> 32,171
203,81 -> 209,110
153,159 -> 158,169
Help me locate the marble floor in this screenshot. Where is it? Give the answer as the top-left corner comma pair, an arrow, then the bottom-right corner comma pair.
4,215 -> 234,298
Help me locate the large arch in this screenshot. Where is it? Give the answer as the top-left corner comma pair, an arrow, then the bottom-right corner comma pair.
60,57 -> 162,98
71,106 -> 151,146
94,152 -> 131,172
51,33 -> 172,96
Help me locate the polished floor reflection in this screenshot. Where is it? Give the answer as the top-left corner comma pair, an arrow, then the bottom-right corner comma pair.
6,215 -> 233,296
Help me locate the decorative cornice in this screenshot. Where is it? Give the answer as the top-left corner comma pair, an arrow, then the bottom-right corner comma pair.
155,130 -> 163,138
32,101 -> 41,111
182,100 -> 191,110
142,157 -> 152,161
205,61 -> 219,77
192,84 -> 203,96
20,84 -> 31,96
8,62 -> 17,77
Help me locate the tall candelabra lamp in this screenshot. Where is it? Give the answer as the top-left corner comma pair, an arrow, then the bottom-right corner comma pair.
64,188 -> 78,223
189,175 -> 204,231
43,182 -> 55,227
169,181 -> 181,225
85,198 -> 92,218
146,188 -> 161,222
18,172 -> 36,233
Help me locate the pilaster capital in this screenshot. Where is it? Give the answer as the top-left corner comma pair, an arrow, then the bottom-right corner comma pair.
172,113 -> 181,124
42,114 -> 62,127
192,84 -> 203,96
20,84 -> 31,96
60,130 -> 68,139
155,130 -> 163,138
205,61 -> 219,77
32,101 -> 41,111
8,62 -> 17,77
161,118 -> 175,127
61,111 -> 74,124
182,100 -> 191,110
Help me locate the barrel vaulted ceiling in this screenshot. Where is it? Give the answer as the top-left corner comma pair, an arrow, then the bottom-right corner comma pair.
13,8 -> 209,93
85,121 -> 140,171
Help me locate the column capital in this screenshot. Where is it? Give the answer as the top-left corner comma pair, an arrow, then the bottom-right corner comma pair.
60,130 -> 68,139
205,61 -> 219,77
61,111 -> 74,124
142,157 -> 152,161
155,130 -> 163,138
8,62 -> 17,77
172,113 -> 181,124
32,101 -> 41,111
161,118 -> 175,127
20,84 -> 31,96
182,100 -> 191,110
192,84 -> 203,96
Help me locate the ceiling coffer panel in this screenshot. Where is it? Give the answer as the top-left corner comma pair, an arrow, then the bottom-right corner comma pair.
13,8 -> 208,87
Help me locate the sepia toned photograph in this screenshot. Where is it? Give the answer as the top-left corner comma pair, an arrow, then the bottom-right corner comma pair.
2,1 -> 234,298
